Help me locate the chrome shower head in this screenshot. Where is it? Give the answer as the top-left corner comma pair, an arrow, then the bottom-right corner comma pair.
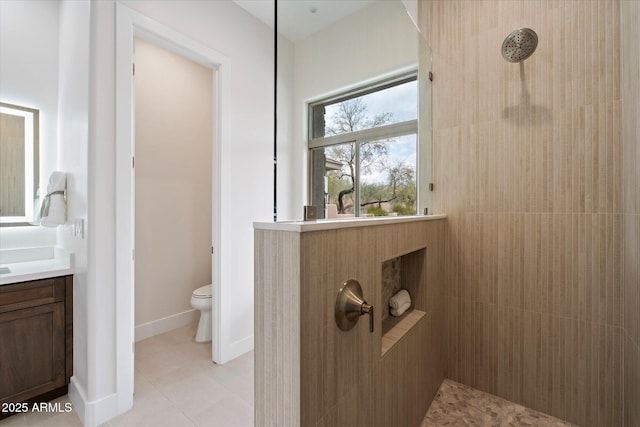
501,28 -> 538,63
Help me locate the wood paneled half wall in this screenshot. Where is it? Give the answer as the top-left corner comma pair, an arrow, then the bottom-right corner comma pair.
254,216 -> 446,427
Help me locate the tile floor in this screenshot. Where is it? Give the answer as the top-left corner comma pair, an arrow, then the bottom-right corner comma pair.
1,323 -> 578,427
421,379 -> 578,427
0,323 -> 253,427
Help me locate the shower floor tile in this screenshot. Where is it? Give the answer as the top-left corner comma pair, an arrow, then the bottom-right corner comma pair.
421,379 -> 578,427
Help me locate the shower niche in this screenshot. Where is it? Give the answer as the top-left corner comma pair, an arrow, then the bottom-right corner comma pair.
381,246 -> 427,356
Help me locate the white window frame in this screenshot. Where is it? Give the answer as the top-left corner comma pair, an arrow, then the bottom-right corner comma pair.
308,73 -> 418,217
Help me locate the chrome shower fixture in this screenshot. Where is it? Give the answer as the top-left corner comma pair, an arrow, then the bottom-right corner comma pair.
501,28 -> 538,63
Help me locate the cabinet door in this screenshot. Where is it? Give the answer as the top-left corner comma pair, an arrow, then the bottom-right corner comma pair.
0,302 -> 65,404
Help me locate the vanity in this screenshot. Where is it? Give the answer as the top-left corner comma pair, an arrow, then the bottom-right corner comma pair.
254,215 -> 446,427
0,248 -> 73,419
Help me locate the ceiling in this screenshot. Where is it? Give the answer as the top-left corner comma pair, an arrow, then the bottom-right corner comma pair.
232,0 -> 377,42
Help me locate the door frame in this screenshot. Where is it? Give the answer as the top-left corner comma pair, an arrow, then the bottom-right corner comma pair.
115,3 -> 227,413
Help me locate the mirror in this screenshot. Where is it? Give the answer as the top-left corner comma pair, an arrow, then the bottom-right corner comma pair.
275,0 -> 431,221
0,102 -> 39,225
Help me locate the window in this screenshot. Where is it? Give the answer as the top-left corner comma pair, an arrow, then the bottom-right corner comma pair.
309,75 -> 418,219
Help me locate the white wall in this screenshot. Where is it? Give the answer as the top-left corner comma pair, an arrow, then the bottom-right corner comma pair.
83,3 -> 118,422
134,37 -> 212,331
84,1 -> 273,424
0,0 -> 59,247
0,1 -> 91,422
57,1 -> 90,416
277,0 -> 419,221
276,33 -> 295,220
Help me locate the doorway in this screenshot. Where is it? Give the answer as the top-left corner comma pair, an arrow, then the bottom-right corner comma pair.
115,4 -> 229,413
133,37 -> 213,342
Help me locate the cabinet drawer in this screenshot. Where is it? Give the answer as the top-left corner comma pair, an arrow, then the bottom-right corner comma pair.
0,278 -> 65,313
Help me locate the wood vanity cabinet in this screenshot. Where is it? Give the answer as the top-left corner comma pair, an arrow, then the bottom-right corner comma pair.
0,276 -> 73,419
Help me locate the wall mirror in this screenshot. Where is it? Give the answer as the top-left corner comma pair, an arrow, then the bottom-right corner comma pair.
0,102 -> 39,226
275,0 -> 431,221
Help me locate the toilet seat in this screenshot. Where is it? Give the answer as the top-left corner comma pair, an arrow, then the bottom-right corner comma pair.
192,284 -> 212,298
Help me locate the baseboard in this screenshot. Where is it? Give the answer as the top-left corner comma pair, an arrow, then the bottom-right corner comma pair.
68,377 -> 86,425
69,377 -> 118,427
218,333 -> 254,364
135,309 -> 199,342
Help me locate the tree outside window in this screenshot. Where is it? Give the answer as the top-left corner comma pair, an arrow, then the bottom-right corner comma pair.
309,75 -> 417,219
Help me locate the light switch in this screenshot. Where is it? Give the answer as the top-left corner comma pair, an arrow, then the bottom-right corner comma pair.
72,218 -> 84,238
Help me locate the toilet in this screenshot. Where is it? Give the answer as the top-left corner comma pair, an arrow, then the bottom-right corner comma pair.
190,284 -> 212,342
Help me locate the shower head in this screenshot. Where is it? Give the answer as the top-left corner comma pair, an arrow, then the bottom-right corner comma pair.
501,28 -> 538,63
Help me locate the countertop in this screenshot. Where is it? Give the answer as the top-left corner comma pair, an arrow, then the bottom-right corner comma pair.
0,246 -> 74,285
254,213 -> 447,233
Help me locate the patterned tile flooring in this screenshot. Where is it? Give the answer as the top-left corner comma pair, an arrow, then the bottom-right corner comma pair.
421,379 -> 578,427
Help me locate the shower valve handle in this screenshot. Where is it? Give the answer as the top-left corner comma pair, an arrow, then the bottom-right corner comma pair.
361,303 -> 374,333
335,279 -> 374,333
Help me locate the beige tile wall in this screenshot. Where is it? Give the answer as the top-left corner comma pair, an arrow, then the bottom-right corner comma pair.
621,0 -> 640,426
419,1 -> 625,425
255,219 -> 446,427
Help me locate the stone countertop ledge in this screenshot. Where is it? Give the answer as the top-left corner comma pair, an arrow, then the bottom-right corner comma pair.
254,213 -> 447,233
0,246 -> 74,285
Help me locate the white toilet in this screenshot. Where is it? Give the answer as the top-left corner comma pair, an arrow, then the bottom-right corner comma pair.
190,284 -> 212,342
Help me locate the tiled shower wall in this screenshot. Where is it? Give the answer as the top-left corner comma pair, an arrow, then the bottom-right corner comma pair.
419,1 -> 624,426
621,1 -> 640,426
